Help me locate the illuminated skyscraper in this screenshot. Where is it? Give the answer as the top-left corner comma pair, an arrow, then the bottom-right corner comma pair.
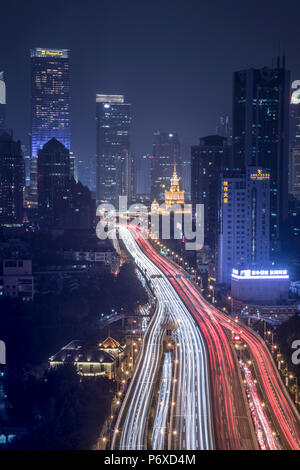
290,83 -> 300,200
218,167 -> 270,284
30,48 -> 70,156
96,94 -> 131,205
191,135 -> 231,252
233,61 -> 290,253
135,155 -> 151,195
151,131 -> 181,202
0,72 -> 6,129
30,48 -> 70,205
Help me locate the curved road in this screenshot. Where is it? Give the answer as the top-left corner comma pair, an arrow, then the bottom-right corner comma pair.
133,228 -> 300,450
111,226 -> 214,450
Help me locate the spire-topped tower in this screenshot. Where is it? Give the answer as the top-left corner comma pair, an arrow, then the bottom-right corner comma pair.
165,163 -> 184,207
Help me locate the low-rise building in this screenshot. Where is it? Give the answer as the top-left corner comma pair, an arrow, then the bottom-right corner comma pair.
63,249 -> 117,264
49,337 -> 125,380
0,259 -> 34,300
290,280 -> 300,297
231,268 -> 290,305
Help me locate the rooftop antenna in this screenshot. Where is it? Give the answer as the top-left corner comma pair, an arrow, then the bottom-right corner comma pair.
282,41 -> 286,69
277,40 -> 281,69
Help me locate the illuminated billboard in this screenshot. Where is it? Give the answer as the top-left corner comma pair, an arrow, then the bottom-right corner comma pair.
30,48 -> 69,59
223,180 -> 228,203
232,268 -> 289,280
250,169 -> 270,180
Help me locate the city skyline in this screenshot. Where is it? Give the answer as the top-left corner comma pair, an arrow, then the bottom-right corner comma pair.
0,0 -> 300,453
1,0 -> 300,161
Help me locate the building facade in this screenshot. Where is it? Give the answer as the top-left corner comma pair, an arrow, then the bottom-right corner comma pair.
0,259 -> 34,301
0,132 -> 24,225
233,63 -> 290,253
37,138 -> 71,227
30,48 -> 71,156
290,83 -> 300,200
231,268 -> 289,305
96,94 -> 131,205
49,337 -> 125,380
0,72 -> 6,129
191,135 -> 231,252
218,167 -> 270,284
151,131 -> 181,202
30,48 -> 70,206
135,154 -> 151,196
165,164 -> 184,207
77,155 -> 96,193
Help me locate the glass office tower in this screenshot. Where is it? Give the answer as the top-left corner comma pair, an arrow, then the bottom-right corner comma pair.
191,135 -> 231,252
233,60 -> 290,253
30,48 -> 71,156
30,48 -> 70,206
96,94 -> 131,205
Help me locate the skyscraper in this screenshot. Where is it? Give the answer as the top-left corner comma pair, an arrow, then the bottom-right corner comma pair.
30,48 -> 70,205
233,62 -> 290,253
30,48 -> 71,156
96,94 -> 131,205
0,72 -> 6,129
290,83 -> 300,200
38,138 -> 70,227
135,155 -> 151,195
151,130 -> 181,202
191,135 -> 231,252
77,155 -> 96,192
0,131 -> 24,225
38,138 -> 94,230
218,167 -> 270,284
216,115 -> 232,142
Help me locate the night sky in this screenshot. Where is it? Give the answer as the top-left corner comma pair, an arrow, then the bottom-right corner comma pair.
1,0 -> 300,161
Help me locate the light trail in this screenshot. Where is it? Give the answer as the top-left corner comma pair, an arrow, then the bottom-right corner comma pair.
130,228 -> 300,449
111,226 -> 214,450
134,232 -> 250,449
152,352 -> 172,450
242,362 -> 280,450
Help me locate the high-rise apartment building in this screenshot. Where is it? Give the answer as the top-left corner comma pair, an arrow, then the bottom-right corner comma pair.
232,62 -> 290,253
151,131 -> 181,202
218,167 -> 270,284
0,72 -> 6,129
191,135 -> 231,251
96,94 -> 131,205
0,131 -> 24,225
